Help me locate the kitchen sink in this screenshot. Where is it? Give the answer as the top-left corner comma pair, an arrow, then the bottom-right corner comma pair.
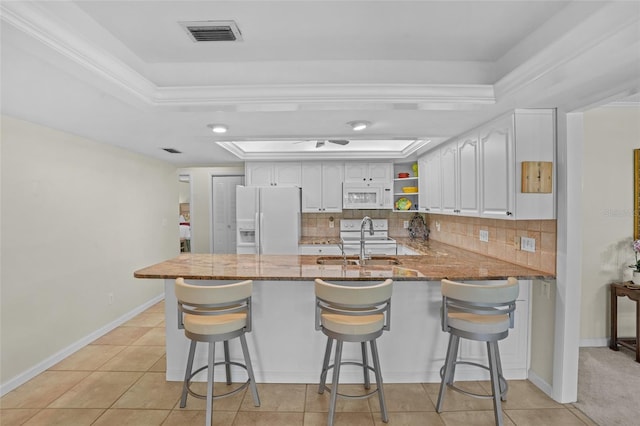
316,256 -> 401,266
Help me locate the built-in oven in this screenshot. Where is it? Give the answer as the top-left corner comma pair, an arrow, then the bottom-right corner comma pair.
342,183 -> 393,209
340,219 -> 397,256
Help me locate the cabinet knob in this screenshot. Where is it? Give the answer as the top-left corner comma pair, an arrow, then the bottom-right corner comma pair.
506,211 -> 513,216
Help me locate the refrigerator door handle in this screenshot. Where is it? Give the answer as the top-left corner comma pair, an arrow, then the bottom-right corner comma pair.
258,212 -> 264,254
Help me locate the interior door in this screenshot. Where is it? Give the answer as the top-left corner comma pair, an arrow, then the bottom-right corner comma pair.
212,175 -> 244,253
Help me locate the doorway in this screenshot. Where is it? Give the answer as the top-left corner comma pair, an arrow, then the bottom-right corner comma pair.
211,175 -> 244,253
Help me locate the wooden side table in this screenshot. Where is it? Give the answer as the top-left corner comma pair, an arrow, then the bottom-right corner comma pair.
609,282 -> 640,362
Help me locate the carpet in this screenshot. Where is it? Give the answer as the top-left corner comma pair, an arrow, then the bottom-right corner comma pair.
574,347 -> 640,425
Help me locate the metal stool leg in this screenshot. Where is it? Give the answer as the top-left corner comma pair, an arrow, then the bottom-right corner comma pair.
327,340 -> 343,426
180,340 -> 197,408
487,341 -> 504,426
318,337 -> 333,394
206,341 -> 216,426
370,339 -> 388,423
239,334 -> 260,407
361,342 -> 371,390
223,340 -> 232,385
494,342 -> 507,402
436,334 -> 459,412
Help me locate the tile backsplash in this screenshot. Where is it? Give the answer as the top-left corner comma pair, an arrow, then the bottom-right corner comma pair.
302,211 -> 557,274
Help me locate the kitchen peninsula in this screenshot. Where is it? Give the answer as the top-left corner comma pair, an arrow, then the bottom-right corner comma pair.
135,240 -> 553,386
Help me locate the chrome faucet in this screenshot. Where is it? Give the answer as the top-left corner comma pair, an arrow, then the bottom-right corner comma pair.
360,216 -> 374,261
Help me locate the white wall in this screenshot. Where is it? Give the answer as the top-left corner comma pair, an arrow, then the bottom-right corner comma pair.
0,116 -> 177,387
581,106 -> 640,342
177,166 -> 244,253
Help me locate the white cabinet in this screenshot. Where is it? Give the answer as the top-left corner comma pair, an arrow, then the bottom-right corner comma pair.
479,116 -> 514,218
418,109 -> 555,220
245,162 -> 301,187
301,162 -> 344,212
457,135 -> 480,216
479,110 -> 555,220
418,150 -> 442,213
298,245 -> 343,255
344,162 -> 393,184
440,144 -> 458,215
393,162 -> 419,212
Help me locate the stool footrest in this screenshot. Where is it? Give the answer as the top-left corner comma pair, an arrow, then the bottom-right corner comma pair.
440,360 -> 508,399
320,360 -> 380,400
186,361 -> 251,401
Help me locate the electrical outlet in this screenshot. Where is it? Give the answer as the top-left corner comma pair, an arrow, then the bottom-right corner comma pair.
521,237 -> 536,252
329,220 -> 334,228
479,229 -> 489,242
108,293 -> 114,305
403,221 -> 409,229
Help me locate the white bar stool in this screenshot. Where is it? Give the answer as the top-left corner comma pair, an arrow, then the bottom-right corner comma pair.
175,278 -> 260,426
314,278 -> 393,426
436,277 -> 519,426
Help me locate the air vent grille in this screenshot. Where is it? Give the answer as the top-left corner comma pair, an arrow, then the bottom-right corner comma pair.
180,20 -> 243,42
162,148 -> 182,154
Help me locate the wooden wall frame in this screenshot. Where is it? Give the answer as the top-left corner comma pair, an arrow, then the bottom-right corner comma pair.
635,149 -> 640,240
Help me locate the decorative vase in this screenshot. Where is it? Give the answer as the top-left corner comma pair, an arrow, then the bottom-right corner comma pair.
633,270 -> 640,286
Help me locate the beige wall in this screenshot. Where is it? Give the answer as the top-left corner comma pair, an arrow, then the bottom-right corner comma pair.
581,106 -> 640,342
0,116 -> 177,385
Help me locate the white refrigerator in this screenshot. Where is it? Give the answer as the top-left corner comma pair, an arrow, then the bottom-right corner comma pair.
236,186 -> 301,254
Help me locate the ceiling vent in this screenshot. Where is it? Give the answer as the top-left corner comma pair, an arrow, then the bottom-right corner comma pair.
162,148 -> 182,154
180,20 -> 243,42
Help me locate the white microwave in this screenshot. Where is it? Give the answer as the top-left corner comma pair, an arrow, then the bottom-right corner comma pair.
343,183 -> 393,209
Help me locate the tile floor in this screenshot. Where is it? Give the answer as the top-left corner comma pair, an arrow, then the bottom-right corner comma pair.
1,300 -> 597,425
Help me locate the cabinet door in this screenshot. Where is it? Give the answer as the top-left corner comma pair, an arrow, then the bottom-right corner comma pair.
424,151 -> 442,213
440,144 -> 458,214
321,162 -> 344,212
274,162 -> 301,186
301,163 -> 323,212
344,163 -> 369,182
369,163 -> 393,183
457,136 -> 480,216
245,162 -> 273,186
480,117 -> 515,219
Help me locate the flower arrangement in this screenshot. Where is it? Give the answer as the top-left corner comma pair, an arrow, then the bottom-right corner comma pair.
630,239 -> 640,272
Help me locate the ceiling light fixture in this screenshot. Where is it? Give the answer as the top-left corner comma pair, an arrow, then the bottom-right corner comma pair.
208,124 -> 228,134
348,121 -> 371,131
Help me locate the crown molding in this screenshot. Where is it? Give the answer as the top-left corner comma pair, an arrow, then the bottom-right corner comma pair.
495,1 -> 640,101
1,1 -> 495,111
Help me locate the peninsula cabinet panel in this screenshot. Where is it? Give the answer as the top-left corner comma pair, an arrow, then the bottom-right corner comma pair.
301,162 -> 343,212
245,162 -> 301,187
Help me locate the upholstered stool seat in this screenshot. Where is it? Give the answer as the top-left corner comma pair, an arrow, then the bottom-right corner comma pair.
314,278 -> 393,426
175,278 -> 260,426
436,277 -> 519,426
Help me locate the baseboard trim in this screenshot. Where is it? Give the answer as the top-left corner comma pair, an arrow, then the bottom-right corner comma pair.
0,294 -> 165,397
528,369 -> 553,398
579,338 -> 609,347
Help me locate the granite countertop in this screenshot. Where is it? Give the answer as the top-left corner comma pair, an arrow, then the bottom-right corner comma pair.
134,240 -> 553,282
299,237 -> 341,245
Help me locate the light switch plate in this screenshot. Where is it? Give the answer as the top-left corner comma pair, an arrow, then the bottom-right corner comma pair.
521,237 -> 536,252
479,230 -> 489,242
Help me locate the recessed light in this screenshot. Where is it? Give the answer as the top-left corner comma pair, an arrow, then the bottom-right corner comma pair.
208,124 -> 228,134
348,121 -> 371,131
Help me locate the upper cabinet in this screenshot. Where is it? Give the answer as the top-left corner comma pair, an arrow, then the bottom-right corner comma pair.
417,109 -> 555,220
301,162 -> 344,212
245,162 -> 301,187
392,162 -> 419,212
418,150 -> 442,214
344,162 -> 393,184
